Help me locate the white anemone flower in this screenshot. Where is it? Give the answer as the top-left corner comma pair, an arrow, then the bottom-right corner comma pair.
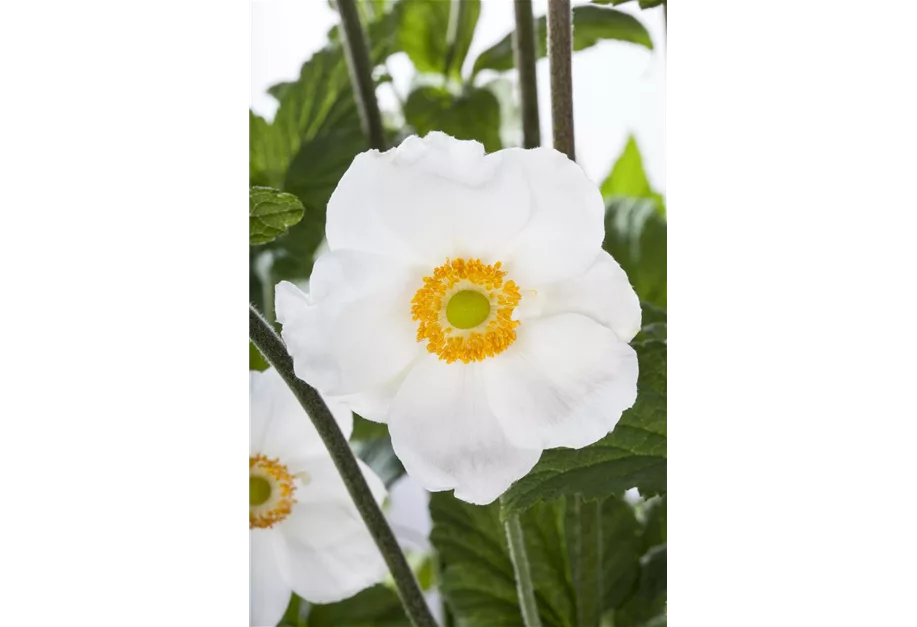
250,367 -> 387,627
275,132 -> 641,506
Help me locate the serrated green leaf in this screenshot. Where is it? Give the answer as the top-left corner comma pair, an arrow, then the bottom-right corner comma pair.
307,585 -> 410,627
430,494 -> 576,627
604,198 -> 666,308
501,341 -> 666,514
404,86 -> 502,153
249,186 -> 305,245
399,0 -> 480,77
472,5 -> 652,76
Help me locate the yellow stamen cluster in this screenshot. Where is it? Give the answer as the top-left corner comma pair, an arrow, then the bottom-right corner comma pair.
249,454 -> 296,529
412,258 -> 522,363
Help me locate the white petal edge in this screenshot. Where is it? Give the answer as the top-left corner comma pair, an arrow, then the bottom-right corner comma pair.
388,355 -> 542,505
515,250 -> 642,343
251,529 -> 291,627
250,367 -> 353,461
484,313 -> 638,450
275,504 -> 387,604
325,133 -> 532,265
275,251 -> 425,396
497,147 -> 606,287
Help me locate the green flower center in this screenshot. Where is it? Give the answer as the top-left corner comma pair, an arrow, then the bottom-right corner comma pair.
446,289 -> 491,329
250,476 -> 272,506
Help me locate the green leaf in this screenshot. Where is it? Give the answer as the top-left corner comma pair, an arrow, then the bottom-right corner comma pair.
399,0 -> 481,77
613,545 -> 666,627
604,198 -> 666,308
599,496 -> 642,612
307,585 -> 410,627
430,494 -> 576,627
404,86 -> 502,152
639,496 -> 666,550
249,186 -> 305,245
600,137 -> 654,203
567,499 -> 603,626
501,340 -> 667,514
251,42 -> 368,281
472,5 -> 652,75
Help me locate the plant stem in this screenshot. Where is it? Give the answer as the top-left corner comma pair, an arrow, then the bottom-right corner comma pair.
571,498 -> 602,627
335,0 -> 386,150
249,305 -> 437,627
502,501 -> 543,627
547,0 -> 575,160
512,0 -> 541,148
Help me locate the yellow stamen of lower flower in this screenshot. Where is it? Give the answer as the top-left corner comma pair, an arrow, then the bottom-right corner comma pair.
411,258 -> 522,363
249,454 -> 296,529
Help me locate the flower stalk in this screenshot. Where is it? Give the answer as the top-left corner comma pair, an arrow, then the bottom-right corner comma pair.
502,499 -> 544,627
335,0 -> 386,150
547,0 -> 575,160
513,0 -> 541,148
249,305 -> 437,627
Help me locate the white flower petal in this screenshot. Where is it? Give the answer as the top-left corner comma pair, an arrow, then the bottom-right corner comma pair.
484,314 -> 638,450
250,368 -> 353,461
276,503 -> 387,604
294,456 -> 387,510
330,365 -> 413,423
498,147 -> 606,286
325,133 -> 532,265
388,355 -> 542,505
518,250 -> 642,342
250,529 -> 291,627
275,251 -> 425,396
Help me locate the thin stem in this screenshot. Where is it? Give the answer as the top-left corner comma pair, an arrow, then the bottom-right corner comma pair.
502,501 -> 543,627
249,305 -> 437,627
335,0 -> 386,150
512,0 -> 541,148
547,0 -> 575,160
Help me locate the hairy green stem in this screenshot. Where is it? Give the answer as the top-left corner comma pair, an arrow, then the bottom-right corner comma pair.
502,502 -> 543,627
547,0 -> 575,160
335,0 -> 386,150
513,0 -> 541,148
571,498 -> 602,627
249,305 -> 437,627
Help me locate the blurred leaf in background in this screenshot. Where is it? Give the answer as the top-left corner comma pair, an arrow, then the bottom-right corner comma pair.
398,0 -> 481,78
472,5 -> 652,76
404,85 -> 502,152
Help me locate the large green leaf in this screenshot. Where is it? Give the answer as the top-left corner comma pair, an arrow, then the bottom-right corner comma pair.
404,86 -> 502,152
472,5 -> 652,76
398,0 -> 481,77
430,494 -> 577,627
307,585 -> 410,627
501,340 -> 667,514
249,186 -> 305,245
251,43 -> 368,281
604,198 -> 666,308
